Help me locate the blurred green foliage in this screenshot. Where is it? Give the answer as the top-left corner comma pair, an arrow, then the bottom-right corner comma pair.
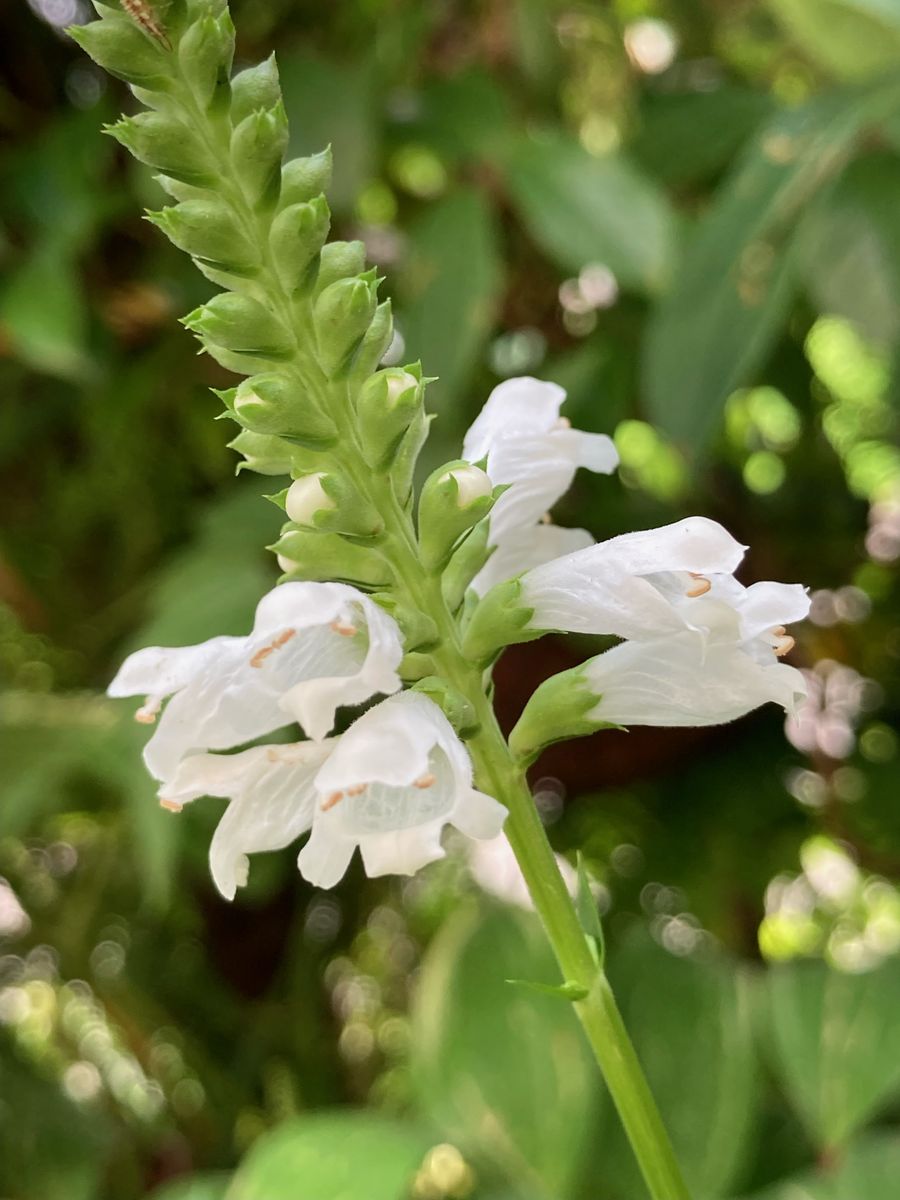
3,0 -> 900,1197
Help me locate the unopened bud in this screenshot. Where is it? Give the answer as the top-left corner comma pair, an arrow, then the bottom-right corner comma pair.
313,274 -> 378,377
105,111 -> 214,185
417,459 -> 496,571
232,375 -> 337,446
68,16 -> 172,89
146,199 -> 254,273
183,293 -> 293,358
356,366 -> 423,468
231,104 -> 288,208
229,430 -> 295,476
270,197 -> 330,290
177,11 -> 234,108
271,529 -> 392,587
230,55 -> 281,126
285,474 -> 336,526
280,148 -> 333,206
442,465 -> 492,508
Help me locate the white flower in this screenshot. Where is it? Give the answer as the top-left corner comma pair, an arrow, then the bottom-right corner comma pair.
469,833 -> 577,911
159,691 -> 506,897
582,574 -> 810,727
462,376 -> 617,589
520,516 -> 749,640
474,524 -> 595,596
108,582 -> 403,781
299,691 -> 506,888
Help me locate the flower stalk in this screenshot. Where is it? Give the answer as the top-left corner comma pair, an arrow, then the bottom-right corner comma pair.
73,5 -> 808,1197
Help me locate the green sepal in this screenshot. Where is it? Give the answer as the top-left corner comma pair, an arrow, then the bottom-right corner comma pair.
153,174 -> 208,202
313,240 -> 367,296
182,293 -> 293,358
508,663 -> 615,766
230,102 -> 288,208
230,374 -> 337,446
230,55 -> 281,126
412,676 -> 480,737
356,366 -> 424,469
348,299 -> 394,384
104,111 -> 214,185
372,595 -> 439,651
280,148 -> 333,207
460,577 -> 535,666
399,652 -> 436,682
269,197 -> 330,291
228,429 -> 295,475
313,273 -> 378,378
506,978 -> 589,1002
575,853 -> 605,967
441,518 -> 492,613
417,459 -> 495,572
145,198 -> 255,273
177,10 -> 234,109
392,408 -> 433,506
285,475 -> 382,539
271,529 -> 392,588
67,17 -> 172,89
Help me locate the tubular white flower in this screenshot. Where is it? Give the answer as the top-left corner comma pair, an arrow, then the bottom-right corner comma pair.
298,691 -> 507,888
474,524 -> 594,596
520,516 -> 748,640
585,630 -> 807,728
160,741 -> 333,900
107,582 -> 403,780
462,376 -> 618,588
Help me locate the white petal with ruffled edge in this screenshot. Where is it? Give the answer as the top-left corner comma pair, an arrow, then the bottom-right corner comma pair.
161,741 -> 334,899
108,581 -> 404,781
520,517 -> 747,640
585,632 -> 807,728
297,691 -> 507,888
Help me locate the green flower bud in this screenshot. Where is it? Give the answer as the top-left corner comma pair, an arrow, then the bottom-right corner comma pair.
68,16 -> 172,89
271,529 -> 392,588
314,241 -> 367,295
356,366 -> 423,469
230,55 -> 281,126
348,299 -> 394,384
412,676 -> 480,738
417,461 -> 495,572
280,148 -> 332,206
441,517 -> 492,613
177,11 -> 234,109
269,197 -> 330,290
460,577 -> 536,665
399,652 -> 436,682
284,474 -> 382,538
183,293 -> 293,358
145,198 -> 254,274
313,273 -> 378,378
508,665 -> 612,766
232,375 -> 337,446
228,430 -> 294,475
105,112 -> 214,186
230,103 -> 288,208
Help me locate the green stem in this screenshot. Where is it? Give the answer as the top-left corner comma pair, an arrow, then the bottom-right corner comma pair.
173,74 -> 691,1200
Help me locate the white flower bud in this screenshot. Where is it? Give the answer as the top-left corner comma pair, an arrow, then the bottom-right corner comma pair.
385,370 -> 419,405
441,465 -> 493,509
285,473 -> 335,525
276,553 -> 296,573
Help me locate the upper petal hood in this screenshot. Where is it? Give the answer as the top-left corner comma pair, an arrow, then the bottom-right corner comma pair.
463,376 -> 567,462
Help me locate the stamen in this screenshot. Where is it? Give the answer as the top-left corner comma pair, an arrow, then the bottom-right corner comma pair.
159,798 -> 183,813
772,625 -> 786,637
540,512 -> 553,525
774,635 -> 795,657
554,416 -> 572,429
329,619 -> 358,637
135,695 -> 163,724
685,573 -> 711,598
346,783 -> 367,796
250,627 -> 297,667
321,791 -> 344,812
414,773 -> 436,789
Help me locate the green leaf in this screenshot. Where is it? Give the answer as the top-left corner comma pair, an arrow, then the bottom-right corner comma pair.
601,929 -> 759,1199
226,1112 -> 431,1200
398,187 -> 502,425
739,1133 -> 900,1198
151,1175 -> 231,1200
504,129 -> 675,293
766,957 -> 900,1149
411,901 -> 599,1199
797,152 -> 900,348
505,977 -> 589,1001
767,0 -> 900,81
0,245 -> 94,382
642,81 -> 900,450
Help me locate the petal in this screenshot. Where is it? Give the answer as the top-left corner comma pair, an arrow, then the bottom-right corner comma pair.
359,825 -> 446,877
559,517 -> 746,579
296,823 -> 356,888
473,524 -> 595,595
586,634 -> 808,727
463,376 -> 566,462
735,580 -> 811,641
451,789 -> 507,840
553,428 -> 619,474
107,636 -> 241,698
